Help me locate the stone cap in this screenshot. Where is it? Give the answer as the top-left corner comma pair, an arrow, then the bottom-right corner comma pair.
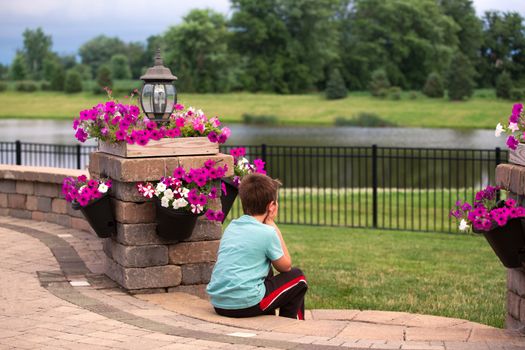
0,165 -> 86,184
496,163 -> 525,195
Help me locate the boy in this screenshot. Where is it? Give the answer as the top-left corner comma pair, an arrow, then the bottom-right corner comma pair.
206,173 -> 308,319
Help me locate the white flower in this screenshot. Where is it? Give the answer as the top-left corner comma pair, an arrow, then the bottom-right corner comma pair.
179,187 -> 190,198
156,182 -> 167,192
164,189 -> 174,200
197,109 -> 204,116
509,122 -> 519,133
161,196 -> 170,208
495,123 -> 504,137
191,204 -> 204,214
98,183 -> 109,194
459,219 -> 469,232
78,185 -> 86,194
173,198 -> 188,209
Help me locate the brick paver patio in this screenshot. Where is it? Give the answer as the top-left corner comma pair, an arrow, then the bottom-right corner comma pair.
0,215 -> 524,350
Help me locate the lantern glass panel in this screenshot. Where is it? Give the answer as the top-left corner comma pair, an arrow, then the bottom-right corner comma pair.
165,84 -> 176,115
141,84 -> 154,115
153,84 -> 167,114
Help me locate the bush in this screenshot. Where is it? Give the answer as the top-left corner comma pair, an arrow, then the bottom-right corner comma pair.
388,86 -> 402,100
242,113 -> 278,125
0,82 -> 7,92
95,65 -> 113,94
369,69 -> 390,97
446,52 -> 475,101
422,72 -> 444,98
41,81 -> 52,91
496,71 -> 513,100
409,91 -> 418,100
50,65 -> 65,91
325,68 -> 348,100
335,112 -> 396,127
64,70 -> 83,93
15,81 -> 38,92
110,54 -> 132,80
510,88 -> 525,101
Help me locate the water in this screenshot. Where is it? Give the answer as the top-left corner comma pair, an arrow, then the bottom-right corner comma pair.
0,119 -> 506,149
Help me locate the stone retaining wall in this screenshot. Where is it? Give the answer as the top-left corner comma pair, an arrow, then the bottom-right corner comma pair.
0,165 -> 93,233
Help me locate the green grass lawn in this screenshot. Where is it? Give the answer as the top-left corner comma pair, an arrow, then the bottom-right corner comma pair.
280,223 -> 506,328
0,89 -> 512,129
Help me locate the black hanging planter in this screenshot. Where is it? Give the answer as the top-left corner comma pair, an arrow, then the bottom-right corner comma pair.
220,178 -> 238,223
477,218 -> 525,268
155,200 -> 201,240
72,195 -> 116,238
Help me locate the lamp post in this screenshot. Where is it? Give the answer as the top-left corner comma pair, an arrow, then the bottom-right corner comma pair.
139,48 -> 177,123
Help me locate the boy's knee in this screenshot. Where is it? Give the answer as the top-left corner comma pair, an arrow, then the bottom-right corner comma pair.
290,267 -> 307,281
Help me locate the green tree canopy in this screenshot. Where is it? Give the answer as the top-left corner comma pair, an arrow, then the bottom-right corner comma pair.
79,36 -> 127,75
9,53 -> 28,80
110,54 -> 132,79
22,27 -> 53,79
446,52 -> 475,100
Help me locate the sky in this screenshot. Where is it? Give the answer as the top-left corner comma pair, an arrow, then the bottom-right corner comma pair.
0,0 -> 524,66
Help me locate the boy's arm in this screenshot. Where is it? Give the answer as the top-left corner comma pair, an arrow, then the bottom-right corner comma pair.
266,220 -> 292,272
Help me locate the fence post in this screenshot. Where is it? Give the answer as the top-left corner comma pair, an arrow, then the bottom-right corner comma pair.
76,144 -> 82,169
15,140 -> 22,165
372,144 -> 378,228
261,143 -> 267,163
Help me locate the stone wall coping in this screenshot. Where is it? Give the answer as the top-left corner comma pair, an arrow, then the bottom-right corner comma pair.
0,165 -> 87,184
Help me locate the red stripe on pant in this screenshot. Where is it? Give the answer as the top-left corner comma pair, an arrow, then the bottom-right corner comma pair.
259,275 -> 307,311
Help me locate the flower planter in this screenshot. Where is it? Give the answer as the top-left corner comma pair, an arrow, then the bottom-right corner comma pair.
477,218 -> 525,268
220,178 -> 238,223
98,137 -> 219,158
509,143 -> 525,167
155,200 -> 201,240
72,195 -> 116,238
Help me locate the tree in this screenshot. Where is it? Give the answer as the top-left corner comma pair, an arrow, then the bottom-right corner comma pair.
369,68 -> 390,97
50,64 -> 65,91
164,9 -> 232,92
9,53 -> 28,80
0,64 -> 8,80
495,71 -> 513,99
325,68 -> 347,99
64,70 -> 83,93
79,36 -> 127,75
72,64 -> 92,80
110,54 -> 132,79
95,65 -> 113,94
446,52 -> 475,100
422,72 -> 444,98
22,27 -> 53,79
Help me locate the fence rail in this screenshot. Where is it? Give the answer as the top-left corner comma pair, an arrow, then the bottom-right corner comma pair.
0,140 -> 507,233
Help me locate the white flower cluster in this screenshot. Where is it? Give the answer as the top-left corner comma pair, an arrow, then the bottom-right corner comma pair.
156,182 -> 190,209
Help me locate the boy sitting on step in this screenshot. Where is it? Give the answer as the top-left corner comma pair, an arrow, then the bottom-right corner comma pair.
206,173 -> 308,319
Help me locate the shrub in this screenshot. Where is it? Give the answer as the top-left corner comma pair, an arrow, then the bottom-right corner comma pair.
422,72 -> 444,98
510,88 -> 525,101
446,52 -> 475,101
41,81 -> 52,91
369,69 -> 390,97
95,65 -> 113,94
15,81 -> 38,92
110,54 -> 132,80
325,68 -> 348,100
388,86 -> 402,100
64,70 -> 83,93
409,91 -> 418,100
335,112 -> 396,127
495,71 -> 513,100
242,113 -> 278,125
50,65 -> 65,91
0,82 -> 7,92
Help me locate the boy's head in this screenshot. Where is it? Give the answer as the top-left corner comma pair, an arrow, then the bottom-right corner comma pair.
238,173 -> 281,216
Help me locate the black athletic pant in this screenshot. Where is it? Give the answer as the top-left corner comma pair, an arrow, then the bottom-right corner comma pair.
214,267 -> 308,320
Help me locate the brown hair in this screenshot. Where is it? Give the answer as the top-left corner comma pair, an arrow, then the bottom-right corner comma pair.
238,173 -> 281,215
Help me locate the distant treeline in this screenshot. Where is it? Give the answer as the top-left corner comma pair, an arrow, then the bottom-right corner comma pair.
2,0 -> 525,100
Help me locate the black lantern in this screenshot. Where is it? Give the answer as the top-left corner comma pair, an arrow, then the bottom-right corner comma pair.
140,48 -> 177,122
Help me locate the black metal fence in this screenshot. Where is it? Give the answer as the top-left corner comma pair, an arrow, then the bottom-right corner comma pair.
0,140 -> 507,233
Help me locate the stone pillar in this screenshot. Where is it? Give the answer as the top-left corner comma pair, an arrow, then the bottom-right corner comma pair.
89,151 -> 233,297
496,163 -> 525,331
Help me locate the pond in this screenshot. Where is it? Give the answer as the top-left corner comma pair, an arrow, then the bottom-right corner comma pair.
0,119 -> 507,149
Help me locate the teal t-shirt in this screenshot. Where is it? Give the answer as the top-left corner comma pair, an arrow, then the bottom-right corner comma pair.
206,215 -> 284,309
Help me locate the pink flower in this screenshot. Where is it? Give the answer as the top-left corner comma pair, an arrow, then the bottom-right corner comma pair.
77,175 -> 87,182
208,131 -> 218,143
210,117 -> 221,127
176,117 -> 185,128
204,159 -> 216,169
507,135 -> 519,150
193,120 -> 205,134
175,104 -> 185,111
173,167 -> 186,179
115,129 -> 127,141
73,119 -> 79,130
75,129 -> 88,143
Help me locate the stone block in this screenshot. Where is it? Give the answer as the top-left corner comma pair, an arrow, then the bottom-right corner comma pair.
7,193 -> 26,209
112,180 -> 151,202
506,313 -> 522,331
507,269 -> 525,296
496,164 -> 512,189
113,199 -> 155,224
0,180 -> 16,194
51,198 -> 68,214
15,181 -> 34,195
32,211 -> 46,221
167,284 -> 208,300
181,263 -> 214,285
168,240 -> 220,264
37,196 -> 52,212
0,193 -> 7,208
103,238 -> 113,258
71,217 -> 93,233
115,223 -> 175,246
178,154 -> 234,177
9,209 -> 32,220
105,258 -> 181,290
34,183 -> 60,197
48,213 -> 72,227
520,298 -> 525,323
110,240 -> 169,268
0,208 -> 8,216
26,195 -> 38,211
508,291 -> 521,319
184,220 -> 222,242
510,166 -> 525,195
66,203 -> 84,218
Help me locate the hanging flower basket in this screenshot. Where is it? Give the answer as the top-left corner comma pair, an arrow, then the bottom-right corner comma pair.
155,199 -> 201,240
478,219 -> 525,268
72,195 -> 116,238
220,178 -> 238,223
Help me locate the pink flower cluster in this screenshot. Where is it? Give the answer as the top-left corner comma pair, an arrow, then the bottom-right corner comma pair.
497,103 -> 524,150
72,97 -> 231,146
229,147 -> 266,186
450,186 -> 525,232
136,160 -> 226,221
62,175 -> 112,207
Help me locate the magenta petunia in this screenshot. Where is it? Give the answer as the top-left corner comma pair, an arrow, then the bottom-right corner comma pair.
507,135 -> 519,150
